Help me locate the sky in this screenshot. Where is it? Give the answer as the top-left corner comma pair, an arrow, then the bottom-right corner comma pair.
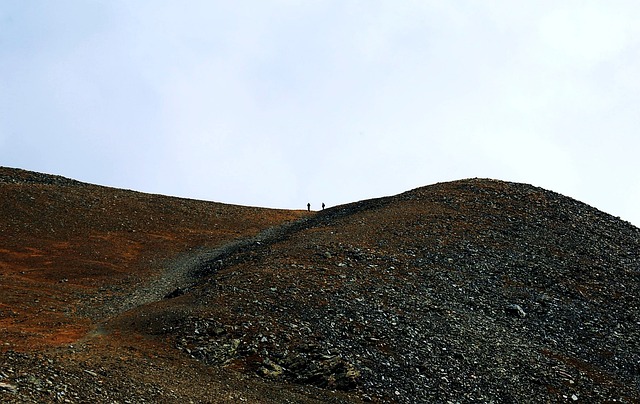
1,1 -> 640,226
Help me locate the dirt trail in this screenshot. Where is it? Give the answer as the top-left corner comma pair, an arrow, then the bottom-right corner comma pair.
110,214 -> 316,317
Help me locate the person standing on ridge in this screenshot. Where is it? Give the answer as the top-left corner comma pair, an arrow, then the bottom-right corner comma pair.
307,203 -> 311,211
322,203 -> 325,210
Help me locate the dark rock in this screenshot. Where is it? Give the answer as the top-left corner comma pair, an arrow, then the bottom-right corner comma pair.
164,287 -> 185,299
506,304 -> 527,318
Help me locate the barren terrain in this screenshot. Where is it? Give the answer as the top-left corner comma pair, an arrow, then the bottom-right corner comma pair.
1,167 -> 639,402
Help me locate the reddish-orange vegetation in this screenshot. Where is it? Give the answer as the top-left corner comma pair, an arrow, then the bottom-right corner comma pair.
1,168 -> 305,353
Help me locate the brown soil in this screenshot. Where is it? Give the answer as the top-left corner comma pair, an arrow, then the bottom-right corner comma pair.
1,167 -> 639,402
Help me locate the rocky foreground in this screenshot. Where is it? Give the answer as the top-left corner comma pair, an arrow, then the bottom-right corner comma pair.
1,168 -> 639,402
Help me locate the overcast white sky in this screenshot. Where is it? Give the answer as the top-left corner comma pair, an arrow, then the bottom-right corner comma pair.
1,1 -> 639,226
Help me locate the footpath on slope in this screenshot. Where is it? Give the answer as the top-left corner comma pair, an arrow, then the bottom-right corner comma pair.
108,213 -> 318,317
106,197 -> 393,319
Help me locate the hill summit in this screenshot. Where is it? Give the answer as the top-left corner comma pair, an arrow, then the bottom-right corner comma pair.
1,167 -> 639,402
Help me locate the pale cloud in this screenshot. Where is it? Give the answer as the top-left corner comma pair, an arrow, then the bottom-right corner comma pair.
2,1 -> 640,224
537,3 -> 638,68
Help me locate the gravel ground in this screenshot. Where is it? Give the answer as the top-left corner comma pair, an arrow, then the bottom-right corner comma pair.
113,178 -> 640,402
2,168 -> 639,402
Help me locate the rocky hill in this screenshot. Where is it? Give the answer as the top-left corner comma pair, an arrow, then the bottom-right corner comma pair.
1,167 -> 638,402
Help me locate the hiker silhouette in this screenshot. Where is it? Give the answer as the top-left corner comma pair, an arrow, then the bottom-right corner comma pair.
322,203 -> 325,210
307,203 -> 310,211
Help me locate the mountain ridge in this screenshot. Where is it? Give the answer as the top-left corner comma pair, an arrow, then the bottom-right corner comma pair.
1,167 -> 639,402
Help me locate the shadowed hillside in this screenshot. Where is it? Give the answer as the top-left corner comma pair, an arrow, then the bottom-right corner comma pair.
1,167 -> 639,402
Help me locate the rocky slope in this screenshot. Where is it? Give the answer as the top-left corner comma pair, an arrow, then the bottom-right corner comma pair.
1,167 -> 639,402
